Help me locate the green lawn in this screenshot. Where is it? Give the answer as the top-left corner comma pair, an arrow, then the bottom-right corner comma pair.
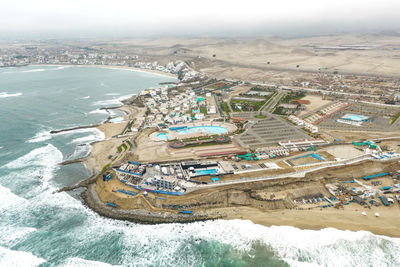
392,112 -> 400,124
254,114 -> 267,119
126,140 -> 133,150
101,163 -> 111,174
122,143 -> 128,151
231,99 -> 265,112
200,106 -> 207,114
220,101 -> 230,114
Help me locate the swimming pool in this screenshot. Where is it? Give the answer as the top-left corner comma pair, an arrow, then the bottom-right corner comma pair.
157,133 -> 169,140
195,169 -> 218,175
341,114 -> 369,122
177,126 -> 228,135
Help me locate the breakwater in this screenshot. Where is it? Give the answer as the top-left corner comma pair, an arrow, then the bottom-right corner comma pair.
50,124 -> 100,134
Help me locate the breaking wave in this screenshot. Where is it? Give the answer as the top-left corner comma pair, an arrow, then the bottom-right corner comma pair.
0,185 -> 27,211
68,128 -> 105,145
0,92 -> 22,98
104,93 -> 120,96
88,109 -> 109,115
92,94 -> 135,106
59,257 -> 122,267
2,144 -> 63,193
26,130 -> 52,143
2,66 -> 67,74
0,246 -> 46,267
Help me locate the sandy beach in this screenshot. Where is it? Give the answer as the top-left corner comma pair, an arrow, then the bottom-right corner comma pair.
88,155 -> 400,237
83,103 -> 145,176
223,205 -> 400,238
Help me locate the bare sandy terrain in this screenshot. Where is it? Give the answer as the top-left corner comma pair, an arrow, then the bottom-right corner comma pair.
298,95 -> 332,116
96,34 -> 400,81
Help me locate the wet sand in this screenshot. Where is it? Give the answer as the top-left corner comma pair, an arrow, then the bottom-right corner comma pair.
222,205 -> 400,238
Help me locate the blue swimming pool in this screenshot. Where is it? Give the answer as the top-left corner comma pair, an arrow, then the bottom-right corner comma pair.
195,169 -> 218,175
177,126 -> 228,135
157,133 -> 169,140
342,114 -> 368,122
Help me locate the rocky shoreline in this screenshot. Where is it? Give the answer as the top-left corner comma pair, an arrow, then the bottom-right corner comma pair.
76,158 -> 400,228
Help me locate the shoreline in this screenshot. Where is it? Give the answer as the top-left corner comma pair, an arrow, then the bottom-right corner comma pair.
82,177 -> 400,239
81,172 -> 400,238
78,156 -> 400,238
55,100 -> 140,191
41,64 -> 400,238
29,63 -> 179,80
59,113 -> 400,238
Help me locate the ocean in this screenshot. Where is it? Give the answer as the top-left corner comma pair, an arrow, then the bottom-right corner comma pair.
0,65 -> 399,267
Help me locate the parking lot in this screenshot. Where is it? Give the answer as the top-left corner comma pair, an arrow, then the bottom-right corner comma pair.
319,103 -> 400,131
235,115 -> 310,148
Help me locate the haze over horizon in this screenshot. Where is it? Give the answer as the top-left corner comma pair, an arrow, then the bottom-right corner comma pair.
1,0 -> 400,39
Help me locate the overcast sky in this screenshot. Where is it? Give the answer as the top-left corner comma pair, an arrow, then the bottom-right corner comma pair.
1,0 -> 400,38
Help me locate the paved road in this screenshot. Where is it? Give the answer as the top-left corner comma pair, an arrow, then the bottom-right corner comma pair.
186,155 -> 373,193
261,91 -> 285,114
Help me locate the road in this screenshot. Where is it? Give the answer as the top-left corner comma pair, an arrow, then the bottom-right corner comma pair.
261,91 -> 285,114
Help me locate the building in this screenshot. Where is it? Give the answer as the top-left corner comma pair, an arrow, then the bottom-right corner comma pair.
279,139 -> 328,150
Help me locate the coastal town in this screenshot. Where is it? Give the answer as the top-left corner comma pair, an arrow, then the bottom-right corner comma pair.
4,1 -> 400,265
31,41 -> 398,232
87,74 -> 400,225
3,39 -> 400,233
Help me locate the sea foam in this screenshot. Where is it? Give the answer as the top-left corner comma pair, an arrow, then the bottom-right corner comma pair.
117,220 -> 400,267
0,226 -> 37,247
3,144 -> 63,192
0,246 -> 46,267
22,66 -> 66,73
67,211 -> 400,267
59,257 -> 122,267
104,93 -> 120,96
68,128 -> 105,145
0,92 -> 22,98
92,94 -> 134,106
22,68 -> 46,73
5,144 -> 62,170
26,130 -> 52,143
0,185 -> 27,211
88,109 -> 109,115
